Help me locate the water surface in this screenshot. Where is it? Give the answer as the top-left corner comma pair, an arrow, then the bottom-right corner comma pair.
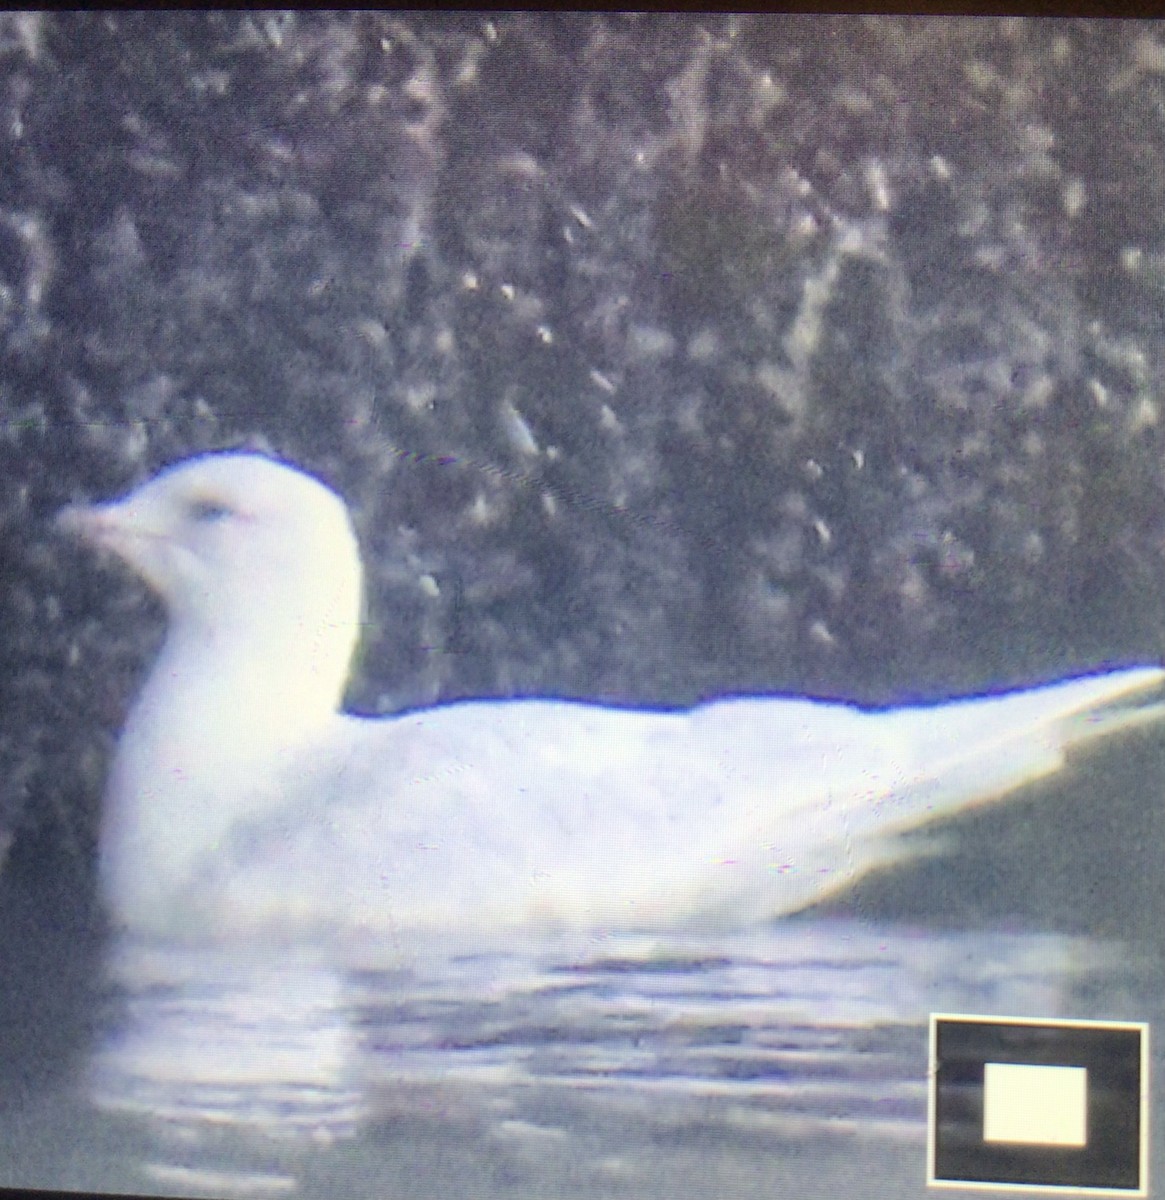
2,918 -> 1158,1199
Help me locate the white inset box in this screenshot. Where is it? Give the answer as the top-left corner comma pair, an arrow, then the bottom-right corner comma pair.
928,1013 -> 1148,1195
983,1062 -> 1088,1147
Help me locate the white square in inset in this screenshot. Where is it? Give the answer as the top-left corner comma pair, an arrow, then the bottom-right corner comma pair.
983,1062 -> 1088,1147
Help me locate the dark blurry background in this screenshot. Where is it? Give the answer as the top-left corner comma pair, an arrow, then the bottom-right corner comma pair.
1,13 -> 1165,1096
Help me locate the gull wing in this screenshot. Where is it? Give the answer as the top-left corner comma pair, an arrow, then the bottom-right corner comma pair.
192,667 -> 1164,943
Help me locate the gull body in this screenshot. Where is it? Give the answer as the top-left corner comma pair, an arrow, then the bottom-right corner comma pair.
58,453 -> 1165,945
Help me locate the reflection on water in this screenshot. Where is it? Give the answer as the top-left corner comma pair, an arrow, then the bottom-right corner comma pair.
22,919 -> 1145,1199
92,949 -> 365,1139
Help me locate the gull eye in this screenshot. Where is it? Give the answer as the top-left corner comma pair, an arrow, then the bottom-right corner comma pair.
188,498 -> 233,524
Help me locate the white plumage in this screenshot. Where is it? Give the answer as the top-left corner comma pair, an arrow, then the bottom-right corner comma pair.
58,452 -> 1165,946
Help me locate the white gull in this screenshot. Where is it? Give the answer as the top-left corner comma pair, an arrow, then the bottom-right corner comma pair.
57,452 -> 1165,946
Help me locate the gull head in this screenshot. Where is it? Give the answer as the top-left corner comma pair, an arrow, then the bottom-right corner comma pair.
57,452 -> 364,707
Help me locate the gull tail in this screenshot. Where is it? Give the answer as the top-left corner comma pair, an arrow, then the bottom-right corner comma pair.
1053,667 -> 1165,754
872,665 -> 1165,843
